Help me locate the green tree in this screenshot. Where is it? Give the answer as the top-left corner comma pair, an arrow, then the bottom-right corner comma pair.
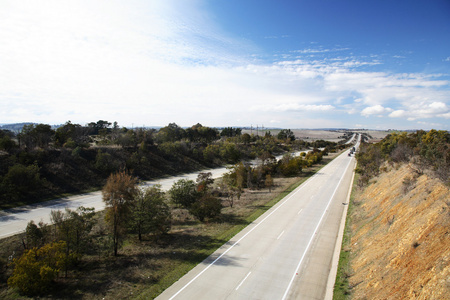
0,130 -> 17,153
95,150 -> 118,174
355,143 -> 383,186
87,120 -> 111,135
241,133 -> 251,144
203,144 -> 220,163
18,124 -> 54,149
130,185 -> 171,241
155,123 -> 185,143
33,124 -> 55,148
8,241 -> 66,296
55,121 -> 88,147
189,194 -> 222,222
277,129 -> 295,142
25,220 -> 45,249
220,142 -> 241,163
1,163 -> 46,202
118,129 -> 137,148
196,172 -> 214,194
220,127 -> 242,137
186,123 -> 219,143
102,171 -> 138,256
278,154 -> 303,176
50,206 -> 95,275
169,179 -> 200,208
221,163 -> 246,207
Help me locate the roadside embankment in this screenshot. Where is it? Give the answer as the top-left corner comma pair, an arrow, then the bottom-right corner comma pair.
348,164 -> 449,299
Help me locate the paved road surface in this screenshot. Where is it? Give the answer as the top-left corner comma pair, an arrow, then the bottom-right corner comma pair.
156,145 -> 357,300
0,151 -> 311,239
0,166 -> 229,239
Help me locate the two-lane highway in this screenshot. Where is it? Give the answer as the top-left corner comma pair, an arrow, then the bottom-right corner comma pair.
0,140 -> 358,299
157,145 -> 357,300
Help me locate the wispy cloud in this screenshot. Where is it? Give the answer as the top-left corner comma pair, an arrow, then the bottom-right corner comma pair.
292,47 -> 351,54
0,1 -> 449,130
252,103 -> 335,112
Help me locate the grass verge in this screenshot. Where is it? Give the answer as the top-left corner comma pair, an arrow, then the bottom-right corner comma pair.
136,154 -> 339,299
0,152 -> 342,300
332,172 -> 360,299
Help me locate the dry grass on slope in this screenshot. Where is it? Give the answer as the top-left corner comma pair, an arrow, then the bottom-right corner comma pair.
349,164 -> 450,299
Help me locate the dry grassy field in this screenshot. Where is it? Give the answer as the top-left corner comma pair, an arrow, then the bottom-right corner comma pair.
243,128 -> 389,143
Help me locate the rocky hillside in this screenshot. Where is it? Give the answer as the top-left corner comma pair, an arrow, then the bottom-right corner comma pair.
349,163 -> 449,299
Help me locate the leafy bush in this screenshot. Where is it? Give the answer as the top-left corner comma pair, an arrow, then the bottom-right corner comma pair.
0,163 -> 47,202
189,194 -> 222,222
8,241 -> 66,296
169,179 -> 200,208
130,186 -> 171,240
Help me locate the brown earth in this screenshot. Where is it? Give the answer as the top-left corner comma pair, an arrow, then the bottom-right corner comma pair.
349,164 -> 450,299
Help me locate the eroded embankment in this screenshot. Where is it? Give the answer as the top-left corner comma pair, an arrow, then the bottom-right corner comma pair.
349,164 -> 450,299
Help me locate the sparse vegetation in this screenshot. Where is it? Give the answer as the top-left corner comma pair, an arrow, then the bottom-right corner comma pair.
334,129 -> 450,299
0,142 -> 344,299
355,130 -> 449,186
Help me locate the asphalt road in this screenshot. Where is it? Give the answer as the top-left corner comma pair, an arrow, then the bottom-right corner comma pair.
156,148 -> 357,300
0,151 -> 311,239
0,166 -> 230,239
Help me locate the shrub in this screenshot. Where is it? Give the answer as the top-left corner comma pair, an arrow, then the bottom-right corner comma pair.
169,179 -> 200,208
189,194 -> 222,222
8,241 -> 66,296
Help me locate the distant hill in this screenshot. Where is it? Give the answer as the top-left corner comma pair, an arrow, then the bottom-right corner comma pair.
0,122 -> 35,132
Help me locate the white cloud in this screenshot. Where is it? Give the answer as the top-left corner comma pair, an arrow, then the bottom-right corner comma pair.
253,103 -> 335,112
0,1 -> 449,130
361,105 -> 392,117
389,110 -> 406,118
292,47 -> 350,54
388,102 -> 449,120
438,112 -> 450,119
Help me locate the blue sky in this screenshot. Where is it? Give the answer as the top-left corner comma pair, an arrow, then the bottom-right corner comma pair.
0,0 -> 449,130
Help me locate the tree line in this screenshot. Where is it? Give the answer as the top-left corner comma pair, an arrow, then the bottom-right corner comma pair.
5,144 -> 333,296
0,120 -> 347,209
355,129 -> 449,187
2,127 -> 348,296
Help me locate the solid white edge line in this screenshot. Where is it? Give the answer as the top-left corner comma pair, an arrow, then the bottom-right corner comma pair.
324,162 -> 356,300
168,160 -> 329,300
281,153 -> 353,300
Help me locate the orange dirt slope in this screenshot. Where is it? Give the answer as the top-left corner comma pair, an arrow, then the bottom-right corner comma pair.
349,164 -> 450,299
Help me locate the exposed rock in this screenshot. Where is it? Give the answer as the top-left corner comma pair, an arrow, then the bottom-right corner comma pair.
350,164 -> 450,299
